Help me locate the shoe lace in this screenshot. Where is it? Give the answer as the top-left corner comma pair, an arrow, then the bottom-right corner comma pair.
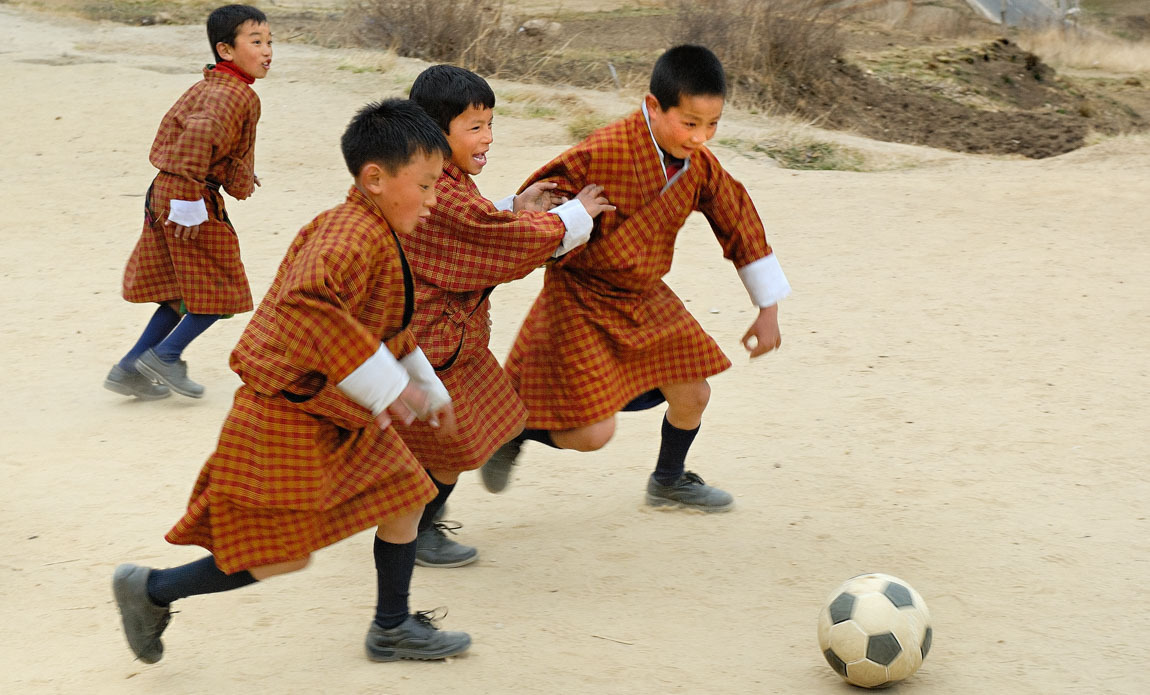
680,470 -> 706,486
431,520 -> 463,537
411,607 -> 448,630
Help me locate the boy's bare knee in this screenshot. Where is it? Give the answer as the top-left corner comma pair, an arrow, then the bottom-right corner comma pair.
249,555 -> 310,580
555,419 -> 615,451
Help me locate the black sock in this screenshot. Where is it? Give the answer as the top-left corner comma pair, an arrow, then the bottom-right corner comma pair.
652,416 -> 700,485
418,476 -> 455,532
145,555 -> 257,607
373,536 -> 416,630
520,428 -> 559,448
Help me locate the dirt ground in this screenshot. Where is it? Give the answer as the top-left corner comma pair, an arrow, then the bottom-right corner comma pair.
2,4 -> 1149,695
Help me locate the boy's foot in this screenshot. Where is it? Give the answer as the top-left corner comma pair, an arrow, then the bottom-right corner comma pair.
104,365 -> 171,400
136,349 -> 204,398
415,522 -> 478,568
364,611 -> 471,662
480,439 -> 522,493
645,471 -> 734,512
112,564 -> 172,664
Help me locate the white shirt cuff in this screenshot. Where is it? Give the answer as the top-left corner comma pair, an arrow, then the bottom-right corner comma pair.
168,198 -> 209,227
493,194 -> 516,212
550,198 -> 594,257
399,347 -> 451,415
738,253 -> 791,307
337,345 -> 410,417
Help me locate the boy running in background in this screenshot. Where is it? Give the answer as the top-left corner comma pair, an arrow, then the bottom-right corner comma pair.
105,4 -> 271,400
112,99 -> 471,664
482,45 -> 791,512
397,65 -> 613,567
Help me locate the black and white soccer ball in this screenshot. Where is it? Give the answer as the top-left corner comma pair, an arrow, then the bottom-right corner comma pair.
817,573 -> 932,688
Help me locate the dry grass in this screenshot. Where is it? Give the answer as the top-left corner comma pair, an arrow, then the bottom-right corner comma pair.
1017,26 -> 1150,74
667,0 -> 845,110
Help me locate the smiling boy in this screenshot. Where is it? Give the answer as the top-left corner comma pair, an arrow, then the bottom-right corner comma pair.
482,45 -> 792,512
395,65 -> 613,567
107,5 -> 272,400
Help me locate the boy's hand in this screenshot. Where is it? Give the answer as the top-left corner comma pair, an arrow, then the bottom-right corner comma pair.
374,382 -> 427,430
742,305 -> 782,358
429,401 -> 458,440
514,181 -> 565,213
575,184 -> 615,218
165,220 -> 202,241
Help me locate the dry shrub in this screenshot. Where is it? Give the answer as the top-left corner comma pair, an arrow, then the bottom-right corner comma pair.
347,0 -> 521,74
667,0 -> 845,110
1017,26 -> 1150,74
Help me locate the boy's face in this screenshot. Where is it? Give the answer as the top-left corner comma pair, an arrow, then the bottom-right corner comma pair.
216,20 -> 273,79
361,151 -> 444,235
446,105 -> 494,176
645,93 -> 724,160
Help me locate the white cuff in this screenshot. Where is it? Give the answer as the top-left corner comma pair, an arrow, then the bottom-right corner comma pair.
550,198 -> 594,257
738,253 -> 791,307
168,198 -> 209,227
493,194 -> 516,212
399,347 -> 451,415
337,345 -> 410,417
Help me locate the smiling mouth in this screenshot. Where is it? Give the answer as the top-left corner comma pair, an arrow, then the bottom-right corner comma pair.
473,152 -> 487,165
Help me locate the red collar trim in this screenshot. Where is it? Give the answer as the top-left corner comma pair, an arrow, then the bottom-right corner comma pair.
212,61 -> 254,84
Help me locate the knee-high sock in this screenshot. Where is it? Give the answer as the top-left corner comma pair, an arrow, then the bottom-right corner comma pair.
418,476 -> 455,532
373,536 -> 416,630
653,415 -> 700,485
146,555 -> 257,607
153,312 -> 220,362
118,304 -> 181,372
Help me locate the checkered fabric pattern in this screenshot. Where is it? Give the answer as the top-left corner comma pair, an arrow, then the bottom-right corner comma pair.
121,68 -> 260,315
165,187 -> 433,573
505,109 -> 775,430
392,162 -> 565,470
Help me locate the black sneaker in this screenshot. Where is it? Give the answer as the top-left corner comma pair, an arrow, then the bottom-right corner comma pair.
112,564 -> 173,663
645,471 -> 734,512
415,522 -> 478,568
365,611 -> 471,662
480,439 -> 522,493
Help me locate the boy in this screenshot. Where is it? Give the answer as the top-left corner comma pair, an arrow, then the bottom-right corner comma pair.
112,99 -> 471,664
396,65 -> 613,567
482,45 -> 791,512
105,4 -> 271,400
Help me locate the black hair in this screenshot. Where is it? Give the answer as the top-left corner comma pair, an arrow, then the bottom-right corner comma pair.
341,98 -> 452,177
649,44 -> 727,110
408,65 -> 496,134
207,5 -> 268,63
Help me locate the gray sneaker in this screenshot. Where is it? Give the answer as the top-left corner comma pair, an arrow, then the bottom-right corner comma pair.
112,564 -> 172,664
104,364 -> 171,400
646,471 -> 734,512
136,349 -> 204,398
480,439 -> 522,493
365,611 -> 471,662
415,522 -> 478,568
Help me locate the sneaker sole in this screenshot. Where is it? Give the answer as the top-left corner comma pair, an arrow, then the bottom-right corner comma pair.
645,493 -> 735,513
365,638 -> 472,662
103,379 -> 172,401
414,553 -> 479,569
135,360 -> 205,399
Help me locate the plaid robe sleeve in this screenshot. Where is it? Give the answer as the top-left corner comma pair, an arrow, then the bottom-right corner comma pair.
694,147 -> 774,268
149,71 -> 260,203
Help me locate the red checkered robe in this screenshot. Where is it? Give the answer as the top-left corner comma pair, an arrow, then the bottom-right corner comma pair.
165,186 -> 436,574
121,67 -> 261,315
507,109 -> 774,430
394,161 -> 569,471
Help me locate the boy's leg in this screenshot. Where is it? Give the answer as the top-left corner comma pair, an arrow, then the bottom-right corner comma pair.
366,512 -> 471,661
104,303 -> 181,400
415,469 -> 478,568
480,419 -> 614,493
112,555 -> 303,663
135,312 -> 221,398
645,380 -> 733,512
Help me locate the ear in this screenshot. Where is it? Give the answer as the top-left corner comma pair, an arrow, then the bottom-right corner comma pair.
644,93 -> 661,114
215,41 -> 234,61
359,162 -> 386,195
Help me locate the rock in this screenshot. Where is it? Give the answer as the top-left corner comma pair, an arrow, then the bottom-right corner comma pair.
519,18 -> 561,37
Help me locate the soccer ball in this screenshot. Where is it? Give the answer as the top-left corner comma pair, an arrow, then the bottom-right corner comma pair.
817,573 -> 932,688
